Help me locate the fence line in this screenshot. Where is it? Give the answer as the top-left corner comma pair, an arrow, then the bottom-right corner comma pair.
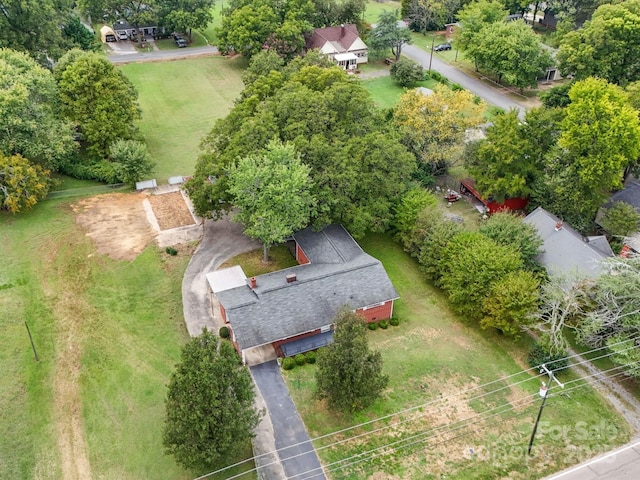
46,183 -> 128,199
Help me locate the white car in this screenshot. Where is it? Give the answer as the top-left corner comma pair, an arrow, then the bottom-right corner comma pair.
117,31 -> 128,41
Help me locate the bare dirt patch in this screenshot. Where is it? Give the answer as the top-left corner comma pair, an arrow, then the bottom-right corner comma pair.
147,191 -> 195,230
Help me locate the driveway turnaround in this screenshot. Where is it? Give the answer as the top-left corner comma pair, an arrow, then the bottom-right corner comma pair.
251,361 -> 326,480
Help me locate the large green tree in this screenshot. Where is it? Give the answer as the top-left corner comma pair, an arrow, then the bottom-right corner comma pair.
109,139 -> 155,186
157,0 -> 215,41
415,208 -> 464,282
455,0 -> 506,53
439,231 -> 523,321
227,140 -> 316,262
557,0 -> 640,86
599,202 -> 640,238
56,51 -> 141,159
0,152 -> 51,213
163,330 -> 261,471
187,61 -> 415,238
0,48 -> 76,169
369,10 -> 412,61
315,309 -> 388,413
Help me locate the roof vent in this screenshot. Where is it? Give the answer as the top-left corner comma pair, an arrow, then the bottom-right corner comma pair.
250,277 -> 257,289
286,273 -> 297,284
555,221 -> 563,231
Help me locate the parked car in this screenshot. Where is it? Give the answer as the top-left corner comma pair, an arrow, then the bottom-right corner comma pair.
117,30 -> 128,41
434,43 -> 452,51
175,37 -> 187,48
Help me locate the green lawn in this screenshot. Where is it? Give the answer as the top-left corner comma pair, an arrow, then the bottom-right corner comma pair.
362,75 -> 439,109
0,200 -> 256,479
363,0 -> 402,24
119,56 -> 246,181
281,233 -> 631,479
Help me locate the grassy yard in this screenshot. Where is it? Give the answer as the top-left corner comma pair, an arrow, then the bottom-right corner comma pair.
363,0 -> 402,24
278,232 -> 631,479
119,56 -> 246,181
362,75 -> 439,109
0,200 -> 255,480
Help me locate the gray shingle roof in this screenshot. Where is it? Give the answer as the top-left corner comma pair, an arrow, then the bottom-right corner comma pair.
217,225 -> 399,350
524,207 -> 613,277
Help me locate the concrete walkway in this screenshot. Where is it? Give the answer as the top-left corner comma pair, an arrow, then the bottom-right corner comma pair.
251,361 -> 326,480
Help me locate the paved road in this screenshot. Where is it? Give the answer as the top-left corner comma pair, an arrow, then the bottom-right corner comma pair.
251,361 -> 326,480
403,44 -> 527,118
181,215 -> 259,337
108,45 -> 219,64
544,439 -> 640,479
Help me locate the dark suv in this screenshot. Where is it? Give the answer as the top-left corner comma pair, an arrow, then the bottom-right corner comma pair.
175,37 -> 187,48
434,43 -> 452,51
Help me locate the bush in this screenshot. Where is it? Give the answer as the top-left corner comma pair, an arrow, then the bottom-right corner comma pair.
450,83 -> 464,91
282,357 -> 296,370
379,320 -> 389,329
294,354 -> 306,366
305,351 -> 316,364
427,70 -> 447,84
219,326 -> 229,339
368,322 -> 378,331
165,246 -> 178,256
390,316 -> 400,326
527,343 -> 569,372
390,58 -> 424,87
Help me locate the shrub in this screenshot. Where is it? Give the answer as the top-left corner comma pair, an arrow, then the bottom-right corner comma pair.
527,343 -> 569,372
379,320 -> 389,329
305,351 -> 316,364
219,326 -> 229,339
165,246 -> 178,256
294,354 -> 306,366
390,58 -> 424,87
282,357 -> 296,370
450,83 -> 464,91
390,316 -> 400,326
368,322 -> 378,331
427,70 -> 447,84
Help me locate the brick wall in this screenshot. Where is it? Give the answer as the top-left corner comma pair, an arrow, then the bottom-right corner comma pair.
220,304 -> 227,323
296,243 -> 310,265
357,300 -> 394,323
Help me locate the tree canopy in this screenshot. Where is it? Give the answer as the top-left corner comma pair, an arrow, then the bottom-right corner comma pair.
557,0 -> 640,86
187,60 -> 415,238
0,48 -> 76,169
598,201 -> 640,237
455,0 -> 507,52
369,10 -> 412,61
315,309 -> 388,412
163,330 -> 261,471
0,152 -> 51,213
157,0 -> 215,39
227,140 -> 316,261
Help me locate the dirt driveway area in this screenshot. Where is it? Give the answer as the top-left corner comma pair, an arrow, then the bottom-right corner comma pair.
72,186 -> 202,261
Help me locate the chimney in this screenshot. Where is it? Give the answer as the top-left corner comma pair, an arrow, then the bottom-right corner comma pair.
340,24 -> 345,37
286,273 -> 297,284
250,277 -> 257,289
554,221 -> 563,231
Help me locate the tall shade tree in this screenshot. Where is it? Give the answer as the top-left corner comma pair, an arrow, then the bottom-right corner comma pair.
0,0 -> 75,63
403,0 -> 448,34
56,51 -> 141,159
227,140 -> 316,262
0,49 -> 76,169
415,208 -> 464,282
315,309 -> 388,413
478,211 -> 543,270
455,0 -> 506,53
163,330 -> 261,471
469,20 -> 552,90
599,202 -> 640,238
369,10 -> 412,61
554,78 -> 640,227
157,0 -> 215,40
393,86 -> 484,180
0,153 -> 51,213
439,231 -> 523,321
79,0 -> 157,44
109,139 -> 155,186
557,0 -> 640,86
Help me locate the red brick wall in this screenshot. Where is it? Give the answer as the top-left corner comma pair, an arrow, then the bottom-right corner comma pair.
220,304 -> 228,323
273,328 -> 321,357
296,243 -> 310,265
357,300 -> 394,323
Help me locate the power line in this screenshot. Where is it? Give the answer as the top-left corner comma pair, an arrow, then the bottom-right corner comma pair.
193,338 -> 640,480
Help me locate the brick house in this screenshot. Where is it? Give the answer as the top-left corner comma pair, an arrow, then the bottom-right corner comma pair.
304,24 -> 368,70
206,225 -> 398,363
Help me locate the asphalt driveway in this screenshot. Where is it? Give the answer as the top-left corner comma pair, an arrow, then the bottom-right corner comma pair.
251,361 -> 326,480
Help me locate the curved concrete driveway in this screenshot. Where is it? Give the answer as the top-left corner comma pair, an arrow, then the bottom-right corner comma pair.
403,44 -> 527,119
182,216 -> 259,337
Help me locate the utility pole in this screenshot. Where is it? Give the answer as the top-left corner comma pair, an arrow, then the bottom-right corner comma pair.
25,321 -> 39,362
429,36 -> 435,72
528,364 -> 564,455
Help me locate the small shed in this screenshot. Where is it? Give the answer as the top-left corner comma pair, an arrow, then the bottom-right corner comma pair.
135,179 -> 157,190
100,25 -> 117,43
459,178 -> 529,214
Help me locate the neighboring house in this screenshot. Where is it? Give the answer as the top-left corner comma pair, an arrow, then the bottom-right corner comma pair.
207,225 -> 399,363
112,19 -> 158,39
597,181 -> 640,253
305,24 -> 368,70
459,178 -> 529,214
444,22 -> 459,40
524,207 -> 614,277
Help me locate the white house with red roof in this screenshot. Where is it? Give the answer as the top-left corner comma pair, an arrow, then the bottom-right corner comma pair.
305,24 -> 368,70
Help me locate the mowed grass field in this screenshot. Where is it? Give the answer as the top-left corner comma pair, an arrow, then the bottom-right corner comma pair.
0,201 -> 255,479
278,232 -> 631,479
119,56 -> 246,181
